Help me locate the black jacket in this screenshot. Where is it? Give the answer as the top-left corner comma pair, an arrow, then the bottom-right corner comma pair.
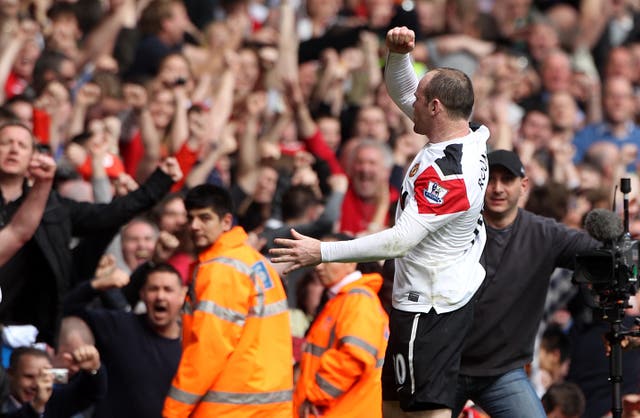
1,367 -> 107,418
0,168 -> 173,345
460,209 -> 598,376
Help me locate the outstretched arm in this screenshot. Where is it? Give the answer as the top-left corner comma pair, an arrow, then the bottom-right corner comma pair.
270,205 -> 434,274
66,157 -> 180,236
0,154 -> 56,266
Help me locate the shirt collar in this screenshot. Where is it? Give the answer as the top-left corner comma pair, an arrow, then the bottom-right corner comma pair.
328,270 -> 362,298
8,395 -> 22,408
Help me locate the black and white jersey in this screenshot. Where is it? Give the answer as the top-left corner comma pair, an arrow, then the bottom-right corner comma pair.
392,127 -> 488,313
320,51 -> 489,313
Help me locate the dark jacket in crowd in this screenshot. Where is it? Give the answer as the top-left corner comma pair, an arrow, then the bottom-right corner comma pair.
460,208 -> 598,376
1,367 -> 107,418
64,274 -> 181,418
0,168 -> 174,345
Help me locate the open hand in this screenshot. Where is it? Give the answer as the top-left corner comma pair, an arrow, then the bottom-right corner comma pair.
92,255 -> 130,291
269,229 -> 322,275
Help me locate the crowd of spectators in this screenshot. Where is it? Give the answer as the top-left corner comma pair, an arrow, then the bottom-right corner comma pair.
1,0 -> 640,416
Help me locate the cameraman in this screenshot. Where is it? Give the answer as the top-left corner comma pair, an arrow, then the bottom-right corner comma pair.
452,150 -> 599,417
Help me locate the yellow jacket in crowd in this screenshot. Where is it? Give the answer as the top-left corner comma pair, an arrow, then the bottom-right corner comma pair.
294,272 -> 389,418
164,226 -> 293,418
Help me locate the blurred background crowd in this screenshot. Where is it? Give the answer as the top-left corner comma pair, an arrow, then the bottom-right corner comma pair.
1,0 -> 640,416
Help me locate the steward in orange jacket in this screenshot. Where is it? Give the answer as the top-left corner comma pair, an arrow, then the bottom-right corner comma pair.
294,270 -> 389,418
163,185 -> 293,418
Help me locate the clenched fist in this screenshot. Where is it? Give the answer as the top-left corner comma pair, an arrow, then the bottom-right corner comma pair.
386,26 -> 415,54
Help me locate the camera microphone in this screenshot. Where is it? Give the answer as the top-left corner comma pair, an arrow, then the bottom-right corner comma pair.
584,209 -> 624,242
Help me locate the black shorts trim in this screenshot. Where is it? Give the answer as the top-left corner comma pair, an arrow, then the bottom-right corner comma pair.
382,303 -> 474,411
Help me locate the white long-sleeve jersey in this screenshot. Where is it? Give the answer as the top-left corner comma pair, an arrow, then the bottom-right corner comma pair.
321,52 -> 489,314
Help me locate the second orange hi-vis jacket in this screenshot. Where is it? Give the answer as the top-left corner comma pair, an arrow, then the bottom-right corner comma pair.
163,226 -> 293,418
293,272 -> 389,418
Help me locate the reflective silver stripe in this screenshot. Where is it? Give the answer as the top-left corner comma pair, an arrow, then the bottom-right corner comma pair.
183,302 -> 193,315
304,343 -> 326,356
250,267 -> 265,317
316,374 -> 344,398
196,300 -> 246,326
249,299 -> 288,318
167,385 -> 201,405
340,336 -> 378,358
327,326 -> 336,348
252,284 -> 265,316
347,288 -> 372,297
376,358 -> 384,368
202,256 -> 252,276
201,256 -> 267,317
202,389 -> 292,404
186,257 -> 251,312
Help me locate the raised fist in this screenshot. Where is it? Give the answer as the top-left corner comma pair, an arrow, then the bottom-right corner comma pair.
76,83 -> 102,107
386,26 -> 415,54
123,83 -> 148,111
29,153 -> 56,181
159,157 -> 183,182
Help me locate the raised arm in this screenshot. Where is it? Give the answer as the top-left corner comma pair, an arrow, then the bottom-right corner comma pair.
75,0 -> 137,68
236,92 -> 266,195
169,84 -> 190,155
0,154 -> 56,266
276,0 -> 297,84
0,20 -> 38,104
184,123 -> 237,188
208,63 -> 236,146
361,31 -> 383,95
66,157 -> 180,236
123,83 -> 161,182
63,254 -> 131,313
68,83 -> 102,141
384,27 -> 419,120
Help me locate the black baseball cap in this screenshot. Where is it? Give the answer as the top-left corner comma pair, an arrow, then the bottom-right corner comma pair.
488,150 -> 525,177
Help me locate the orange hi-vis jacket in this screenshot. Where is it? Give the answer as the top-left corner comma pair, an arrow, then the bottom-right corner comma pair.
293,272 -> 389,418
163,226 -> 293,418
